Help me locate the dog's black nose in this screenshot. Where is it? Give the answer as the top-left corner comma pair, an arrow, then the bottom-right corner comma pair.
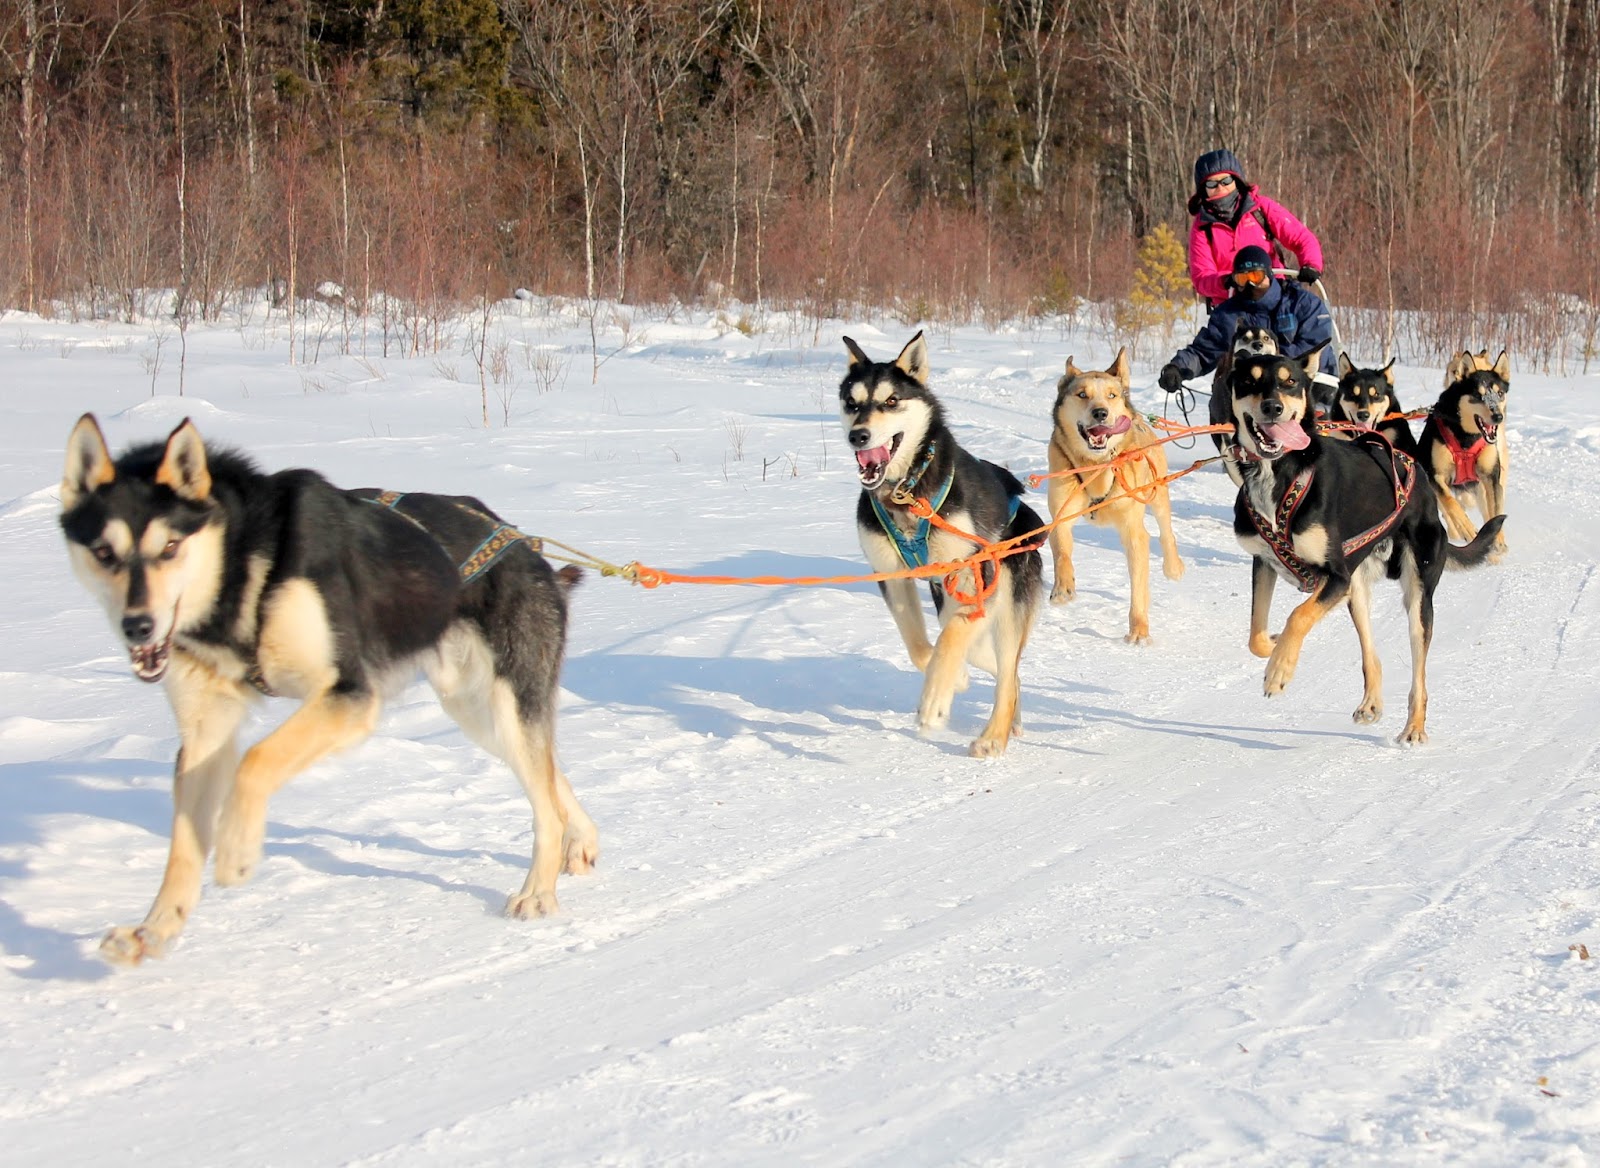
122,613 -> 155,644
1259,398 -> 1284,420
1091,407 -> 1108,423
848,428 -> 872,449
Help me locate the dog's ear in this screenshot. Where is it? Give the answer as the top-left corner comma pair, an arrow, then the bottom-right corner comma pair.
1380,357 -> 1397,385
1063,355 -> 1082,379
1492,348 -> 1510,381
1298,343 -> 1328,381
62,413 -> 115,511
1110,346 -> 1130,386
155,419 -> 213,502
893,331 -> 930,385
1445,351 -> 1468,384
842,336 -> 871,369
1336,351 -> 1354,378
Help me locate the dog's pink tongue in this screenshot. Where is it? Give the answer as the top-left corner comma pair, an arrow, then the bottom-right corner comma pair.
856,444 -> 890,468
1260,421 -> 1310,451
1086,416 -> 1133,439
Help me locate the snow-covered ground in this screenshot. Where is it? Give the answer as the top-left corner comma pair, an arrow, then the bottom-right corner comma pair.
2,299 -> 1597,1166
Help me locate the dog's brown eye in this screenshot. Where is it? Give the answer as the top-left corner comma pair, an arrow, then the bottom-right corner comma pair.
92,544 -> 116,566
158,539 -> 181,561
884,395 -> 899,407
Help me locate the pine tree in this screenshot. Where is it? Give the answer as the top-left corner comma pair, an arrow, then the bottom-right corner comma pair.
1114,224 -> 1194,355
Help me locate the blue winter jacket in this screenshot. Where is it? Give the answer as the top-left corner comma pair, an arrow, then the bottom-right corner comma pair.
1168,279 -> 1336,379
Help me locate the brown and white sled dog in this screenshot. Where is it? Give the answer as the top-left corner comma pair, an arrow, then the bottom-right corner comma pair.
1228,351 -> 1504,743
59,415 -> 595,964
1418,348 -> 1510,560
1046,347 -> 1184,643
841,332 -> 1045,757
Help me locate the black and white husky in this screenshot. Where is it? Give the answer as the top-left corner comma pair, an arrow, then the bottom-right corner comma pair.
840,332 -> 1044,756
59,414 -> 596,964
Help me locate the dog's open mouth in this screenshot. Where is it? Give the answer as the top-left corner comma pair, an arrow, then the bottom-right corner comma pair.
1478,418 -> 1500,444
1245,415 -> 1310,458
1078,415 -> 1132,452
129,630 -> 174,683
855,433 -> 902,489
125,601 -> 180,683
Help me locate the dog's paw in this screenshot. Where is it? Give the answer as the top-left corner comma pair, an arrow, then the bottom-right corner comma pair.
1049,583 -> 1075,606
505,889 -> 560,919
562,834 -> 599,876
1396,722 -> 1429,745
1263,651 -> 1297,695
1352,697 -> 1383,724
1163,557 -> 1186,582
1125,625 -> 1152,646
213,805 -> 264,887
968,734 -> 1009,758
917,687 -> 953,732
99,925 -> 167,966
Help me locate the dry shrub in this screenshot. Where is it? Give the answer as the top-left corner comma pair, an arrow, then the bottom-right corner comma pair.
1,81 -> 1595,364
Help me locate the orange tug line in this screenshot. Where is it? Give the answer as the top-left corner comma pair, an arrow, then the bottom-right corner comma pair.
624,419 -> 1237,620
617,409 -> 1426,605
617,408 -> 1433,604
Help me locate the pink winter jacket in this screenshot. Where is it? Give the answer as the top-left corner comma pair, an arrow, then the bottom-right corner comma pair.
1188,190 -> 1324,307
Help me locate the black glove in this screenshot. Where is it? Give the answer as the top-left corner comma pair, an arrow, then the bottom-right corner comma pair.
1297,265 -> 1322,285
1158,363 -> 1185,394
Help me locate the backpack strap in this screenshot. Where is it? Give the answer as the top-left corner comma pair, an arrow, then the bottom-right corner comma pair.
1203,204 -> 1289,276
1250,206 -> 1290,269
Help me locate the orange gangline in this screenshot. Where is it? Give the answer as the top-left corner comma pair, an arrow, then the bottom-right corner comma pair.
625,419 -> 1237,608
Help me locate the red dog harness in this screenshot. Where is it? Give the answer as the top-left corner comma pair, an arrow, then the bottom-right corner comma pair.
1437,424 -> 1486,486
1245,433 -> 1417,593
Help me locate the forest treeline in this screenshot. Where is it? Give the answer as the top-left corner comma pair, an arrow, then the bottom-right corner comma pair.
1,0 -> 1598,362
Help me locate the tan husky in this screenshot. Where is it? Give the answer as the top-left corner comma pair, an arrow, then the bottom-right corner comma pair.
1046,348 -> 1185,644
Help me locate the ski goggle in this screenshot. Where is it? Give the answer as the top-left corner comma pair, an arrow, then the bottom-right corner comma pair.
1203,176 -> 1237,191
1232,268 -> 1270,287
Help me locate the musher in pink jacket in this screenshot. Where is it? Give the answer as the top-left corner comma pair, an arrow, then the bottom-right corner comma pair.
1188,148 -> 1324,309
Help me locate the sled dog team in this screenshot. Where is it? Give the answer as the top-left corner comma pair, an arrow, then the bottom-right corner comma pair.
846,332 -> 1507,757
58,334 -> 1510,962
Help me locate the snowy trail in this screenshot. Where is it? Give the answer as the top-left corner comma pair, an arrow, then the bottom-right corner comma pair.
2,312 -> 1598,1165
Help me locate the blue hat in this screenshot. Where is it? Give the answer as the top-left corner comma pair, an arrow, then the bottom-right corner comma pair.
1232,245 -> 1272,276
1194,149 -> 1246,191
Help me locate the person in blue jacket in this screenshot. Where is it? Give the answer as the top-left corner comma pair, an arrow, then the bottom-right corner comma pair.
1158,246 -> 1336,398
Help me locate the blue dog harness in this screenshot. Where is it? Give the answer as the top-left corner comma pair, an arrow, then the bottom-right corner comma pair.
870,473 -> 1024,570
870,471 -> 955,568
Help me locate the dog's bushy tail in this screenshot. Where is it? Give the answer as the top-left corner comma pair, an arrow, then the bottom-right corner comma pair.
1445,515 -> 1507,570
556,564 -> 583,592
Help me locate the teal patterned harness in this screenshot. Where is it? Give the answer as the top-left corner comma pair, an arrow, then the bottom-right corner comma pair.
365,490 -> 543,583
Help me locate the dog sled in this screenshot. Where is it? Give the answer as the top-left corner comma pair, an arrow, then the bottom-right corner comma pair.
1167,267 -> 1345,408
